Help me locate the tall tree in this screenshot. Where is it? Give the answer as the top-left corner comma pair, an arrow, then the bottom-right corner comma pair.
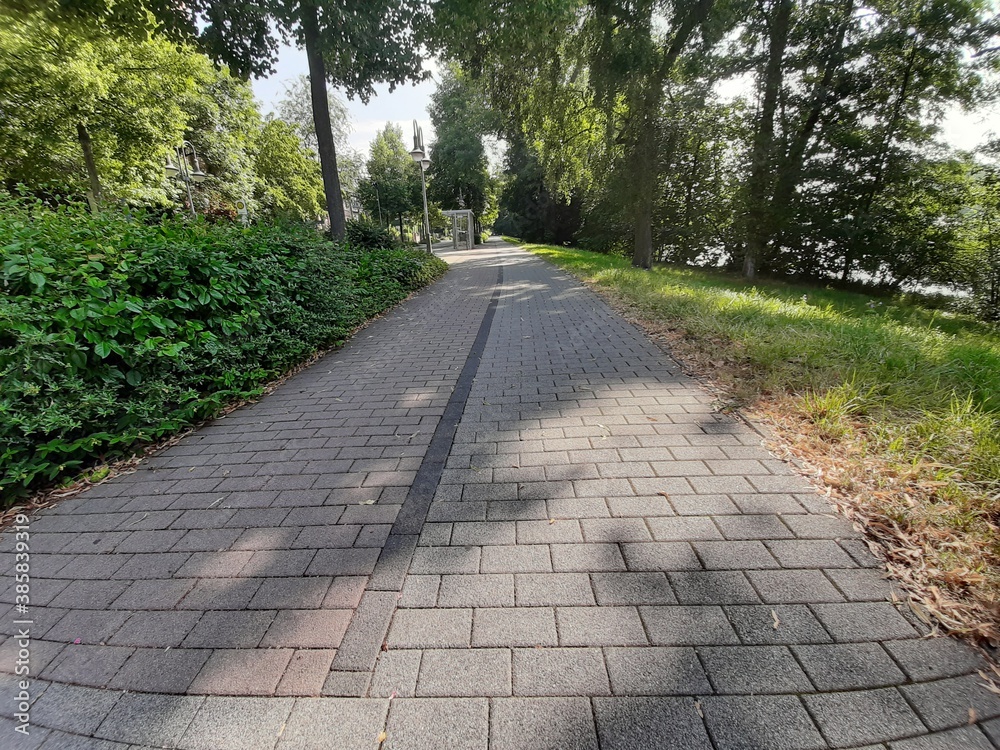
357,123 -> 422,239
427,65 -> 497,234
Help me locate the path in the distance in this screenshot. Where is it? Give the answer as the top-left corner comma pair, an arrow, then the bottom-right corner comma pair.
2,239 -> 999,750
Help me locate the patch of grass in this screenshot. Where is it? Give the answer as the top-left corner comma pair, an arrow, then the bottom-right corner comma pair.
520,240 -> 1000,639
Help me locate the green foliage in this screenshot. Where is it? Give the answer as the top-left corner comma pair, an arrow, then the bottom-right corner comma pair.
346,218 -> 396,250
252,118 -> 326,221
427,64 -> 497,223
0,197 -> 447,502
357,123 -> 423,227
0,14 -> 211,204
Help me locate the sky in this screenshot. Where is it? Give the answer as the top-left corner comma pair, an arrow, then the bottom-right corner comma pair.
251,43 -> 997,165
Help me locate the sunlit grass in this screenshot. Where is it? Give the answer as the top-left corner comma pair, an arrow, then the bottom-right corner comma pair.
521,240 -> 1000,636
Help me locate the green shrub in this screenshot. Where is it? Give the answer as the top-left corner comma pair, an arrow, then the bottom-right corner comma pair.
0,196 -> 447,502
346,217 -> 395,250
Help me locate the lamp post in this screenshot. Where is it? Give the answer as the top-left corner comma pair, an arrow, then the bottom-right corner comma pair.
165,140 -> 208,218
409,120 -> 433,254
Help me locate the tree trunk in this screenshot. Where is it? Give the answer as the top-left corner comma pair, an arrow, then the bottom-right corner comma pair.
770,0 -> 852,239
741,0 -> 792,280
76,122 -> 101,214
301,2 -> 346,239
399,213 -> 404,242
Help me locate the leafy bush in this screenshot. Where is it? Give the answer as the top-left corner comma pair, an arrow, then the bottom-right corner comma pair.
346,217 -> 396,250
0,197 -> 447,502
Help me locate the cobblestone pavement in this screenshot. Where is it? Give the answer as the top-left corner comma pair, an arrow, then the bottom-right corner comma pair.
2,239 -> 999,749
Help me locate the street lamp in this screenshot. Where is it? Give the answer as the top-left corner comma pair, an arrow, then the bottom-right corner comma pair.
409,120 -> 433,254
165,140 -> 207,218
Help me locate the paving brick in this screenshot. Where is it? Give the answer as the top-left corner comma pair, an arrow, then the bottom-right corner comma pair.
730,493 -> 806,514
108,646 -> 209,693
248,577 -> 332,609
399,574 -> 440,607
306,547 -> 380,576
692,541 -> 780,570
515,573 -> 595,606
591,572 -> 676,605
177,578 -> 262,610
579,518 -> 651,543
473,607 -> 557,647
889,726 -> 993,749
812,602 -> 918,641
606,496 -> 674,517
545,497 -> 610,519
181,696 -> 295,750
410,546 -> 481,574
387,608 -> 472,648
826,568 -> 896,601
746,569 -> 844,603
646,516 -> 722,541
30,682 -> 121,736
766,539 -> 857,568
258,609 -> 352,648
45,610 -> 132,645
512,647 -> 610,696
556,607 -> 647,646
108,611 -> 201,647
604,646 -> 710,695
793,643 -> 907,690
901,674 -> 1000,731
713,515 -> 794,541
516,520 -> 583,544
482,545 -> 552,573
490,698 -> 597,750
701,695 -> 826,750
417,649 -> 511,697
275,649 -> 337,696
724,604 -> 831,645
370,649 -> 422,698
41,644 -> 133,688
188,648 -> 293,695
110,578 -> 194,610
451,521 -> 516,546
593,697 -> 713,750
550,543 -> 624,572
175,550 -> 252,578
48,580 -> 129,609
183,610 -> 276,648
639,605 -> 740,646
418,522 -> 452,546
668,571 -> 760,605
699,645 -> 812,694
384,698 -> 489,750
804,688 -> 926,746
438,574 -> 514,607
95,693 -> 203,746
667,494 -> 740,515
782,513 -> 855,539
111,552 -> 191,579
883,637 -> 985,681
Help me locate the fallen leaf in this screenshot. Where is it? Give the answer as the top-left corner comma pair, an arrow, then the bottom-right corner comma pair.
694,700 -> 704,718
969,708 -> 978,724
360,499 -> 376,505
548,518 -> 555,525
377,730 -> 387,743
908,600 -> 932,625
771,610 -> 781,630
657,492 -> 670,499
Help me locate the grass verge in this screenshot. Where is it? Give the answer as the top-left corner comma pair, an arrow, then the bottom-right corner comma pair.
519,240 -> 1000,643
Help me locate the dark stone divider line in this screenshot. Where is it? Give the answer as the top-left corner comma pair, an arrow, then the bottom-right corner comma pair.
326,264 -> 504,684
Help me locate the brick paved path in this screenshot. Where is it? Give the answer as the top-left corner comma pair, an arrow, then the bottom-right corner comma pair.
2,239 -> 999,749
